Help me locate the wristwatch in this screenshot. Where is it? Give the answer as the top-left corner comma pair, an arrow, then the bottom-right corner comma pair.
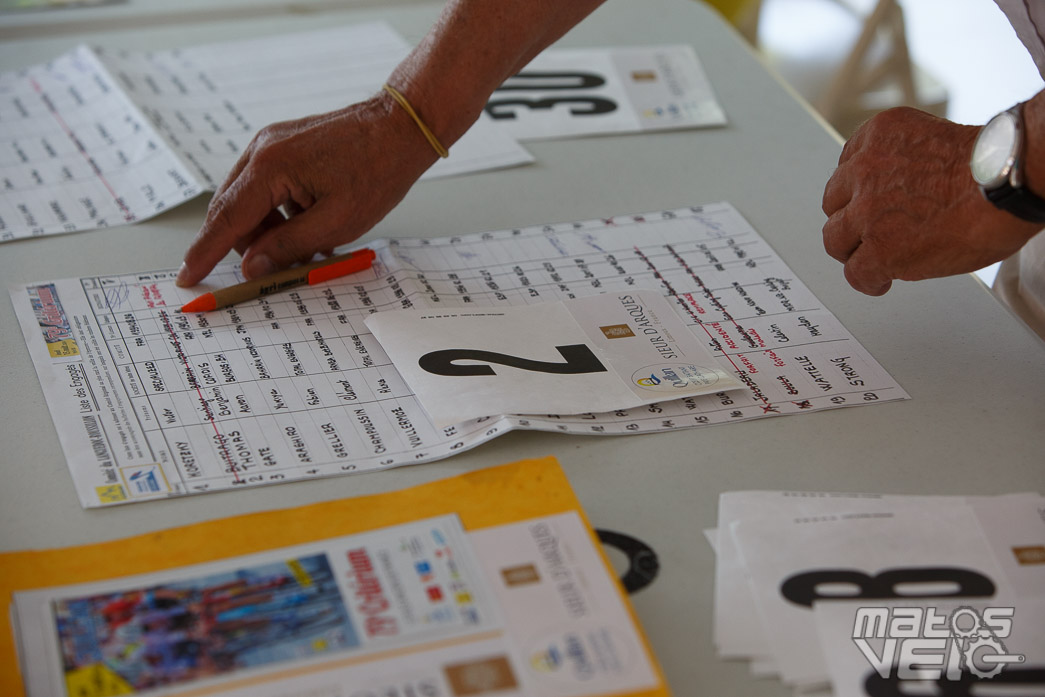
970,103 -> 1045,223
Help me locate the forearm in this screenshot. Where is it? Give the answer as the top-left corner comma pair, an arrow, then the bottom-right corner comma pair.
177,0 -> 609,285
386,0 -> 608,148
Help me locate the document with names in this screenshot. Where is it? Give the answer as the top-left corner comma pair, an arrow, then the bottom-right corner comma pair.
0,23 -> 531,240
10,202 -> 908,508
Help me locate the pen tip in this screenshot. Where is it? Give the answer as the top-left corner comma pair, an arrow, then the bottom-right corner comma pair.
180,293 -> 217,313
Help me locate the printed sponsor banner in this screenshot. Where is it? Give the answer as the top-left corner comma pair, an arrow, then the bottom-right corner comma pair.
27,284 -> 80,360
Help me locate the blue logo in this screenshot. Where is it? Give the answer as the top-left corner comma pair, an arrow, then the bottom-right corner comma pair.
129,469 -> 160,493
124,465 -> 166,495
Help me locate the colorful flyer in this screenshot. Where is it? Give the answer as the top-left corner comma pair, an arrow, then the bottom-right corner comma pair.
3,457 -> 670,697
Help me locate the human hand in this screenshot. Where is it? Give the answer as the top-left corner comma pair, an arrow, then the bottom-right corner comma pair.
171,0 -> 615,288
176,94 -> 438,287
821,107 -> 1042,295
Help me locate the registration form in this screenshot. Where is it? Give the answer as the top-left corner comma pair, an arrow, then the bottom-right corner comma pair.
10,202 -> 908,507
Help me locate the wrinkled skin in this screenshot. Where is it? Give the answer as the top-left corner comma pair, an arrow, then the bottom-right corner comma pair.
822,106 -> 1043,295
177,99 -> 435,286
176,0 -> 608,288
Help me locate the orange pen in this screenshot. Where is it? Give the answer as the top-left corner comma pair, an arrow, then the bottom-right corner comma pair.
180,248 -> 376,313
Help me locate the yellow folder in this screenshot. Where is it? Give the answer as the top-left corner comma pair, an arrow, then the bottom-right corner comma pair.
0,456 -> 669,696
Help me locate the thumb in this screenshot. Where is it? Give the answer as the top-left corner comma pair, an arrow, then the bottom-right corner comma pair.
240,203 -> 345,279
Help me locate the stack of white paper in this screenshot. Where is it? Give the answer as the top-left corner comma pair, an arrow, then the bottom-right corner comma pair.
707,491 -> 1045,697
0,23 -> 532,240
1,24 -> 727,240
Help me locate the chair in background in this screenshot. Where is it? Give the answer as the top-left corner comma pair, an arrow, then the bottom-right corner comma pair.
702,0 -> 763,42
706,0 -> 948,137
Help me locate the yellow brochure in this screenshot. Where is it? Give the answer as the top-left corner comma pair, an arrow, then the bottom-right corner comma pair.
1,456 -> 669,697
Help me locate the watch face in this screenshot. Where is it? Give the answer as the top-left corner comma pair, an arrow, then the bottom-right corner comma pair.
971,111 -> 1018,187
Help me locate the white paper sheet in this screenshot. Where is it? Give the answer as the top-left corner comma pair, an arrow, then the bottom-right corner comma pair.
10,202 -> 909,507
715,492 -> 903,661
715,492 -> 1045,689
0,23 -> 532,240
732,501 -> 1008,686
365,290 -> 741,428
485,45 -> 727,140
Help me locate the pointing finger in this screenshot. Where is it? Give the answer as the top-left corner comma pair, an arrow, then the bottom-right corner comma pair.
177,165 -> 288,287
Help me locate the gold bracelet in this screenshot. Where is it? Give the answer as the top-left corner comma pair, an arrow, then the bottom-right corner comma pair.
383,83 -> 449,159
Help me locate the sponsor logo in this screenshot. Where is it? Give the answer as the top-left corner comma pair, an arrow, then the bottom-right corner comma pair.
121,464 -> 169,496
345,547 -> 398,638
414,560 -> 434,582
531,645 -> 563,673
501,563 -> 541,587
531,633 -> 595,679
28,284 -> 79,359
95,485 -> 127,503
1012,545 -> 1045,565
444,656 -> 518,694
632,363 -> 718,391
599,323 -> 635,339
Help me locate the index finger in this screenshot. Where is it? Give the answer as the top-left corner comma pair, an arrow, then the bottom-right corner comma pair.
176,165 -> 284,287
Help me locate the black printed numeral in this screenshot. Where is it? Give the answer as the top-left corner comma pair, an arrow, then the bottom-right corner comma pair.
418,344 -> 607,377
779,567 -> 995,608
496,71 -> 607,91
485,70 -> 617,120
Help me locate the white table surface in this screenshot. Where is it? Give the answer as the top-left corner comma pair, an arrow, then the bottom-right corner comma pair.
2,1 -> 1044,694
